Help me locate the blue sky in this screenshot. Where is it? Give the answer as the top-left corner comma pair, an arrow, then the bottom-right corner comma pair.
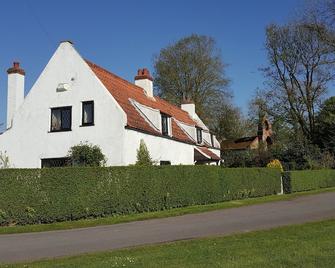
0,0 -> 306,131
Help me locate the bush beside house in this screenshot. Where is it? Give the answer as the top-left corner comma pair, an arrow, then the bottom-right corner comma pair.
0,166 -> 281,226
68,143 -> 106,167
0,151 -> 10,169
135,139 -> 154,166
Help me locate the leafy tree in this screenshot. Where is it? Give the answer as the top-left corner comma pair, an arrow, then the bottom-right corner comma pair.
214,104 -> 249,141
68,142 -> 106,167
135,139 -> 154,166
153,34 -> 231,130
315,96 -> 335,155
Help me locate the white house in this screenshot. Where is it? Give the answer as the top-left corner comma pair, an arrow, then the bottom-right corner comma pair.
0,41 -> 221,168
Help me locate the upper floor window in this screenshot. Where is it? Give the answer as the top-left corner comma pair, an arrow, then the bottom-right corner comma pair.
82,101 -> 94,126
196,127 -> 202,144
211,133 -> 214,147
161,113 -> 170,136
50,106 -> 72,132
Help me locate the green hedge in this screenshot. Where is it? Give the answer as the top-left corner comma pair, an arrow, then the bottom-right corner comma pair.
0,166 -> 281,226
290,169 -> 335,192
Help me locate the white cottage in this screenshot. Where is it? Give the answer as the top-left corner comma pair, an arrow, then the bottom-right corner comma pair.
0,41 -> 221,168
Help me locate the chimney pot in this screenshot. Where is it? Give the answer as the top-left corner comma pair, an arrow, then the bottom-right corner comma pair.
135,68 -> 153,81
7,61 -> 25,76
134,68 -> 154,97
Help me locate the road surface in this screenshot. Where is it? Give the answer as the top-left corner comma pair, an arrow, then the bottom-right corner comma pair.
1,191 -> 335,264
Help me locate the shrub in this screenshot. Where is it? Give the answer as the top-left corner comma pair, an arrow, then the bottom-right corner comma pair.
0,151 -> 10,169
221,150 -> 255,168
222,147 -> 273,168
135,139 -> 154,166
68,142 -> 106,167
272,139 -> 335,171
319,152 -> 335,169
290,169 -> 335,192
0,166 -> 281,226
267,159 -> 283,172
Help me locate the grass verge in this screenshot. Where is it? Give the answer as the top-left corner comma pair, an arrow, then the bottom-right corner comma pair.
1,187 -> 334,235
3,219 -> 335,267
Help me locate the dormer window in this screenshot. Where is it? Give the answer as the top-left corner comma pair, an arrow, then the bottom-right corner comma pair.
211,133 -> 214,147
196,127 -> 202,144
161,113 -> 170,136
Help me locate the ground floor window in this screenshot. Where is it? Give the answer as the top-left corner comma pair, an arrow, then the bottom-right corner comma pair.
41,157 -> 71,168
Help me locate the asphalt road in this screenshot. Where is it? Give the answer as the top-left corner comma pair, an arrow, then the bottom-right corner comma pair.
1,192 -> 335,264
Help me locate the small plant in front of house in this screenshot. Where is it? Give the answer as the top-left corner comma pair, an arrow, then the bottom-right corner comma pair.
68,142 -> 107,167
135,139 -> 154,166
0,151 -> 10,169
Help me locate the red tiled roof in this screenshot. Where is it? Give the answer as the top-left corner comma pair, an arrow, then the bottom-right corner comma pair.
86,60 -> 197,144
196,146 -> 221,161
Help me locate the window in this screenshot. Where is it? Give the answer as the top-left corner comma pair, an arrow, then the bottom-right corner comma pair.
160,161 -> 171,165
161,114 -> 170,136
50,106 -> 72,132
82,101 -> 94,126
211,133 -> 214,147
41,157 -> 71,168
196,127 -> 202,144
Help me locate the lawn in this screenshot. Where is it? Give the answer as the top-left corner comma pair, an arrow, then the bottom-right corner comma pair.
1,187 -> 335,235
3,219 -> 335,267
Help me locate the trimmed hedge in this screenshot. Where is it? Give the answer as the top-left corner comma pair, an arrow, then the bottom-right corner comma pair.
0,166 -> 281,226
290,169 -> 335,192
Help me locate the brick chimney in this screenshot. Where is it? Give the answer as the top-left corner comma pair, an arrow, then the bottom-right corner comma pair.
134,68 -> 153,98
6,62 -> 25,129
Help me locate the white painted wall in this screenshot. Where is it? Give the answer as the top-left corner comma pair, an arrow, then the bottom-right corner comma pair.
123,129 -> 195,165
0,42 -> 127,168
123,129 -> 221,166
7,72 -> 24,129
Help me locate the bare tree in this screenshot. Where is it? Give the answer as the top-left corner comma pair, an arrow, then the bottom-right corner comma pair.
302,0 -> 335,50
262,22 -> 335,140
